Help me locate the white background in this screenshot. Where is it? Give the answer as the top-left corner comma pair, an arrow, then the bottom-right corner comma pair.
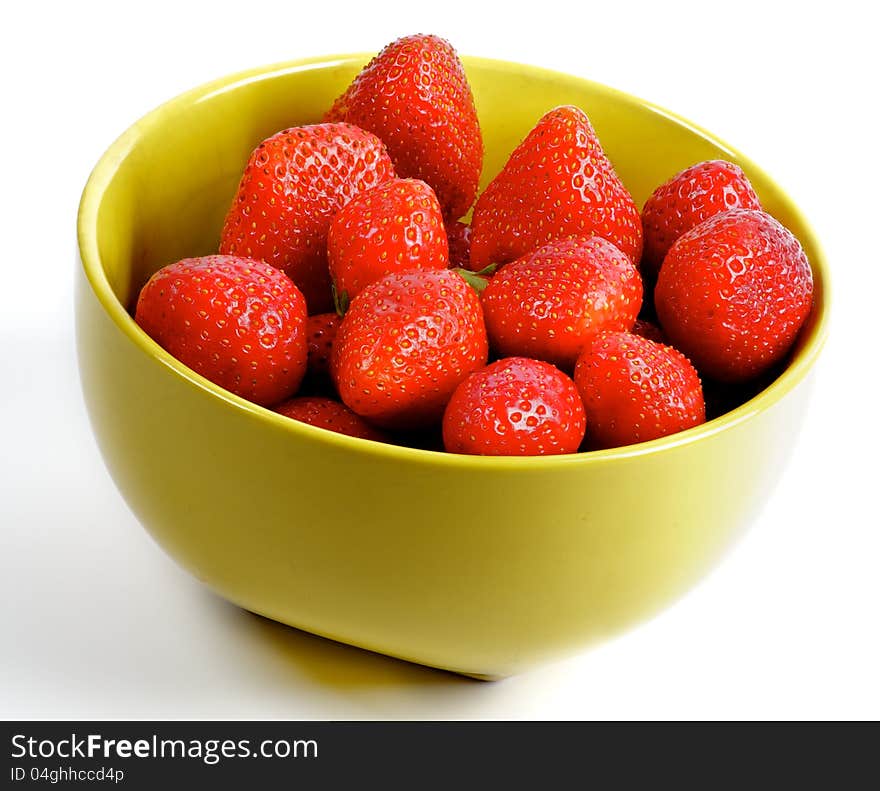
2,0 -> 877,719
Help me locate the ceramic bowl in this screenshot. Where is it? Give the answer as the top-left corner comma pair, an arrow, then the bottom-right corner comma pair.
76,54 -> 829,678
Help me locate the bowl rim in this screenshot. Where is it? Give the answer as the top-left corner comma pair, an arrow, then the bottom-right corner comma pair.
77,51 -> 831,471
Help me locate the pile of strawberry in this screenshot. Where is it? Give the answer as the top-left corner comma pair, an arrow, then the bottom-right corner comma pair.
135,34 -> 814,456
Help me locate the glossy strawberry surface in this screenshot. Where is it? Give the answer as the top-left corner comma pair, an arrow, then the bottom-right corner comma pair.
305,312 -> 341,379
469,105 -> 642,269
574,331 -> 705,449
135,255 -> 307,406
445,220 -> 472,269
328,178 -> 448,301
443,357 -> 586,456
326,34 -> 482,221
274,396 -> 388,442
480,235 -> 642,369
641,159 -> 761,278
219,123 -> 395,313
331,269 -> 488,429
655,208 -> 813,382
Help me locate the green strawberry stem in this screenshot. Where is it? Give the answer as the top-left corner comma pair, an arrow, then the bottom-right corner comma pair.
454,264 -> 497,294
332,283 -> 350,317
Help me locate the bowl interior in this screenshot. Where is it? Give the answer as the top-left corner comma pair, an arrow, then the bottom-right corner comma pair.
79,54 -> 829,452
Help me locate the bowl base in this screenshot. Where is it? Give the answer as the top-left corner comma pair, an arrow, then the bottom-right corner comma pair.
243,607 -> 506,681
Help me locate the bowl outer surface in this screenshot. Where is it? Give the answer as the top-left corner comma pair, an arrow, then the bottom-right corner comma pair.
76,55 -> 829,677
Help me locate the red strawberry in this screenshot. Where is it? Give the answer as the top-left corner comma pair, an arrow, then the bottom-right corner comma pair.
655,208 -> 813,382
219,123 -> 395,313
445,220 -> 472,269
631,319 -> 666,344
274,396 -> 389,442
135,255 -> 307,406
480,235 -> 642,370
325,34 -> 482,220
328,178 -> 449,302
306,312 -> 341,378
641,159 -> 761,278
331,269 -> 488,429
574,331 -> 705,449
443,357 -> 586,456
469,105 -> 642,270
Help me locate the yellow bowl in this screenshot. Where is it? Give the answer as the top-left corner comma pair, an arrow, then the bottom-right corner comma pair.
76,54 -> 829,679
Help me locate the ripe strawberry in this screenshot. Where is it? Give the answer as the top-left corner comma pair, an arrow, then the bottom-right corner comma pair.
443,357 -> 586,456
655,208 -> 813,382
274,396 -> 389,442
469,105 -> 642,270
480,235 -> 642,370
305,312 -> 341,378
328,178 -> 449,302
445,220 -> 472,269
135,255 -> 307,406
631,319 -> 665,344
331,269 -> 488,429
574,331 -> 705,449
641,159 -> 761,278
219,123 -> 395,313
325,34 -> 483,220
